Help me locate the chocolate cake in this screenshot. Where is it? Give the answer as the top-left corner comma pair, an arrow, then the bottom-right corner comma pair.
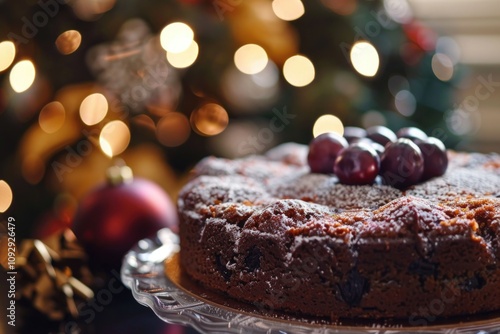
178,143 -> 500,321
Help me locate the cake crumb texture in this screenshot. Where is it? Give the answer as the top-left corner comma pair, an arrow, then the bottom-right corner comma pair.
178,143 -> 500,320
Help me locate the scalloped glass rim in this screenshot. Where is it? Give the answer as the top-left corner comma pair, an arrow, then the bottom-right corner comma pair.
121,228 -> 500,334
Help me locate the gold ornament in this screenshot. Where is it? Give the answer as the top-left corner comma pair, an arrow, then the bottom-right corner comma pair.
11,229 -> 94,321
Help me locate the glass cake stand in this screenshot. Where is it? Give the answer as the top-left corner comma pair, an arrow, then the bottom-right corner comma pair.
121,228 -> 500,334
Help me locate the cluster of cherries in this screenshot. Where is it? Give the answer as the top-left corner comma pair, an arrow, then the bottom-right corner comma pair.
307,126 -> 448,189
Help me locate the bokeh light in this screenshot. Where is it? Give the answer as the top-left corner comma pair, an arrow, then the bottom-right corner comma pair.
166,40 -> 199,68
431,53 -> 454,82
388,75 -> 410,96
222,63 -> 280,113
0,41 -> 15,72
190,103 -> 229,136
283,55 -> 315,87
313,114 -> 344,137
132,114 -> 156,132
251,61 -> 279,88
446,108 -> 478,136
160,22 -> 194,53
394,90 -> 416,117
350,41 -> 380,77
436,37 -> 461,65
234,44 -> 268,75
79,93 -> 108,125
383,0 -> 412,24
55,30 -> 82,55
39,101 -> 66,134
272,0 -> 305,21
71,0 -> 116,21
156,112 -> 191,147
99,120 -> 131,157
0,180 -> 13,213
9,60 -> 36,93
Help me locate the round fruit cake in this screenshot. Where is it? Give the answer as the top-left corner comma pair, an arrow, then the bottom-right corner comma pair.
178,143 -> 500,321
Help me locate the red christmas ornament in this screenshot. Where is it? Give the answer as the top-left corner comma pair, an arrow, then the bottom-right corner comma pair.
72,165 -> 179,267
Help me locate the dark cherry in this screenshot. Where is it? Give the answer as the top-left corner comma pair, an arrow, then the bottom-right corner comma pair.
396,127 -> 428,142
334,142 -> 380,185
307,132 -> 348,174
350,137 -> 373,144
380,138 -> 424,189
370,142 -> 385,157
343,127 -> 367,143
338,268 -> 369,307
415,137 -> 448,181
351,137 -> 385,157
366,126 -> 397,146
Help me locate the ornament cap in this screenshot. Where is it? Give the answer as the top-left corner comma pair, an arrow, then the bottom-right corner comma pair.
106,163 -> 133,186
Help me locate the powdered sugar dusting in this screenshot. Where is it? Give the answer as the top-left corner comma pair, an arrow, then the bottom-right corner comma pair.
180,143 -> 500,245
271,172 -> 402,211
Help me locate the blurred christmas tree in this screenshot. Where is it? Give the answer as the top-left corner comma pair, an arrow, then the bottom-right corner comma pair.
0,0 -> 463,238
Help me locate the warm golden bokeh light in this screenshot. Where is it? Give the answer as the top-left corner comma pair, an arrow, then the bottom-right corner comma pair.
0,41 -> 16,72
79,93 -> 108,125
234,44 -> 268,75
431,53 -> 454,82
272,0 -> 305,21
160,22 -> 194,53
166,40 -> 199,68
71,0 -> 116,20
132,114 -> 156,132
0,180 -> 13,213
283,55 -> 315,87
99,120 -> 131,157
9,60 -> 36,93
55,30 -> 82,55
156,112 -> 191,147
39,101 -> 66,134
350,41 -> 380,77
190,103 -> 229,136
313,114 -> 344,137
